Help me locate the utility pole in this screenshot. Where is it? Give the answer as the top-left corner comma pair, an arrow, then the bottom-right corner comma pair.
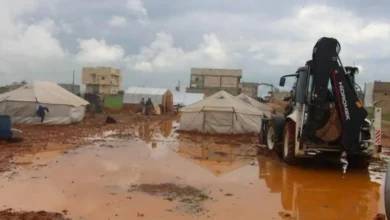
72,70 -> 75,93
175,81 -> 180,92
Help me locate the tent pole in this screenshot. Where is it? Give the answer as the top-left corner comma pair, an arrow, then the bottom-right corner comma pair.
202,109 -> 206,133
232,107 -> 235,134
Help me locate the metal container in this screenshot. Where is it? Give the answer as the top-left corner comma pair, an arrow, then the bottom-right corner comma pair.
0,115 -> 11,140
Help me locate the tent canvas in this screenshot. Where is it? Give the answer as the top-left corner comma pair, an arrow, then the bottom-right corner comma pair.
179,90 -> 264,134
173,92 -> 205,106
0,81 -> 89,125
123,87 -> 168,105
236,93 -> 273,118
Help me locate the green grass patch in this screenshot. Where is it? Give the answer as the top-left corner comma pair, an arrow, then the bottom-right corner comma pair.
103,95 -> 123,109
382,114 -> 390,121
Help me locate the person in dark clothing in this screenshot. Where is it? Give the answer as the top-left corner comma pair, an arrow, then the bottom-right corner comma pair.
145,98 -> 154,120
36,105 -> 49,123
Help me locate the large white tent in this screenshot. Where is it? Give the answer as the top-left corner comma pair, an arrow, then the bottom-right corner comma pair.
123,87 -> 169,105
173,92 -> 205,106
0,81 -> 89,125
179,90 -> 264,134
123,86 -> 173,113
236,93 -> 273,118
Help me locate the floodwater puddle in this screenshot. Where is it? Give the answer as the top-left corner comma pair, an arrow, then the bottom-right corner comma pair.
258,157 -> 387,220
0,120 -> 387,219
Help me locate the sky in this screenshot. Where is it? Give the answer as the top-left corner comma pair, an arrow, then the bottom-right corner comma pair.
1,0 -> 389,95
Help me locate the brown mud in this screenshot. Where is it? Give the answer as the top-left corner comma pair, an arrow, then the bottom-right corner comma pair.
0,208 -> 70,220
0,115 -> 389,219
0,113 -> 176,173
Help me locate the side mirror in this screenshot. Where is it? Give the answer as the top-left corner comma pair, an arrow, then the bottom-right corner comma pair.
279,77 -> 286,87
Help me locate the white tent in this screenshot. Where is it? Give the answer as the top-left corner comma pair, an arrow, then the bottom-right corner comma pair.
173,92 -> 205,106
123,87 -> 169,105
236,93 -> 273,118
0,81 -> 89,125
179,90 -> 264,134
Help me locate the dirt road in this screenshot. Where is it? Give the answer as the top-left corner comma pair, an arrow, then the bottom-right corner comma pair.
0,117 -> 388,219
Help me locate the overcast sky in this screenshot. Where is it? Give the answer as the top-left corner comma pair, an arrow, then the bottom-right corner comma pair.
1,0 -> 389,94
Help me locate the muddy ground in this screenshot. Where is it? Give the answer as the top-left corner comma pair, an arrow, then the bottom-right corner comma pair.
0,209 -> 70,220
0,112 -> 389,219
0,113 -> 176,173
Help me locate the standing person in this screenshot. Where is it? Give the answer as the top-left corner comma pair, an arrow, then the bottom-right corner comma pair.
36,105 -> 49,123
89,103 -> 96,117
139,98 -> 145,115
145,97 -> 154,120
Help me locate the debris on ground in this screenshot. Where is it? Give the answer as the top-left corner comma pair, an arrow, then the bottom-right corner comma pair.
0,208 -> 71,220
129,183 -> 210,214
105,115 -> 117,124
374,213 -> 386,220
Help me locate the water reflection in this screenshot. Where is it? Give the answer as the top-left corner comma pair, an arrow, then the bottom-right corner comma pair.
258,157 -> 381,220
177,134 -> 257,176
138,123 -> 152,142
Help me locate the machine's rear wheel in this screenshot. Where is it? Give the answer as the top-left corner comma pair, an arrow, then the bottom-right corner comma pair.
266,125 -> 275,150
264,120 -> 282,156
283,121 -> 297,164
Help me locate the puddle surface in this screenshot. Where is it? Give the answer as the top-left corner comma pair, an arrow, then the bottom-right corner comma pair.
0,120 -> 387,220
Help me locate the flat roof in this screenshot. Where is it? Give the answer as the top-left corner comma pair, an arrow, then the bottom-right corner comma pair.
191,68 -> 242,77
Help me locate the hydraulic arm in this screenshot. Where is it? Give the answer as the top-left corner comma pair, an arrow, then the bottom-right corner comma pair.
301,37 -> 367,153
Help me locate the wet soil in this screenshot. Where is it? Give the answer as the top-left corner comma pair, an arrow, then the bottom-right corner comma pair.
0,208 -> 70,220
0,116 -> 389,219
0,113 -> 176,173
130,183 -> 211,214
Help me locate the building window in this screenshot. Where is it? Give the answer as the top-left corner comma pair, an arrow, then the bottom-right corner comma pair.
195,77 -> 199,82
385,92 -> 388,96
102,77 -> 105,80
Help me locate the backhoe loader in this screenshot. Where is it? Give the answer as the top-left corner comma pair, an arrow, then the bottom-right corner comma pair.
260,37 -> 382,167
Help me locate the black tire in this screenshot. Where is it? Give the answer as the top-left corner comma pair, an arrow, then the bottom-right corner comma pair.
265,120 -> 283,156
282,121 -> 297,164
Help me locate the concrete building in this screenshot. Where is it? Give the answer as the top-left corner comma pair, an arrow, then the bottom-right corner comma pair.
372,81 -> 390,113
270,91 -> 290,101
239,82 -> 259,98
58,83 -> 80,94
186,68 -> 242,97
82,67 -> 121,95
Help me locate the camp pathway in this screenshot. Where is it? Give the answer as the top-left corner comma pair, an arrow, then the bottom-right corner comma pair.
0,128 -> 386,220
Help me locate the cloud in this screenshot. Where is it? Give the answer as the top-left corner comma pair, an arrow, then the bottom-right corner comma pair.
126,0 -> 148,24
76,38 -> 126,63
1,19 -> 66,59
249,4 -> 390,73
127,0 -> 147,16
1,0 -> 390,90
108,15 -> 127,27
125,32 -> 240,73
0,0 -> 69,84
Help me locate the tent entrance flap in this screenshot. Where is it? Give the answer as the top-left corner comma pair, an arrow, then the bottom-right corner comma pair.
204,111 -> 234,134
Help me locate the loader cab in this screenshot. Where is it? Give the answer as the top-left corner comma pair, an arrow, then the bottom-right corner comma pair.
345,66 -> 359,85
344,66 -> 363,95
279,66 -> 309,105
